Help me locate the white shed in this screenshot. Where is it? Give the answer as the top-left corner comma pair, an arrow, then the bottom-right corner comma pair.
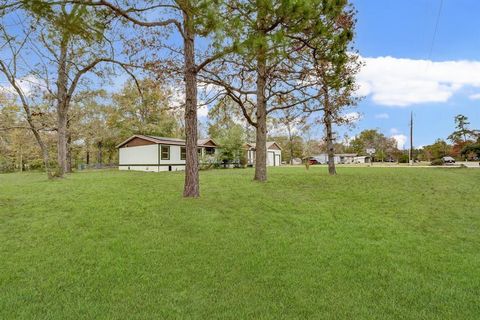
116,135 -> 219,172
246,141 -> 282,167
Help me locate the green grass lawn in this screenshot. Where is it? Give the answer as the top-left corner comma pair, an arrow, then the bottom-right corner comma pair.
1,167 -> 479,319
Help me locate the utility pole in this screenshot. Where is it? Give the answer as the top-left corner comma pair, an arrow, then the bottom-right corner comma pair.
409,112 -> 413,165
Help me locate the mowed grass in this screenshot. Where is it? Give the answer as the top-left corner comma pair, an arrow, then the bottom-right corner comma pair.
0,167 -> 479,319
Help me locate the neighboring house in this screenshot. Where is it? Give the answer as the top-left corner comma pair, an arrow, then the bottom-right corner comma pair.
353,156 -> 371,164
313,153 -> 358,164
246,141 -> 282,167
116,135 -> 219,172
291,158 -> 302,165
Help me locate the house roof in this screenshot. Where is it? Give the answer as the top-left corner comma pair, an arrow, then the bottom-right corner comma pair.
246,141 -> 282,150
197,138 -> 218,147
116,135 -> 219,148
313,153 -> 358,157
336,153 -> 358,157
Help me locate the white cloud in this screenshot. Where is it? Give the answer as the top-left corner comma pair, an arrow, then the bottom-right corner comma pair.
358,56 -> 480,107
469,93 -> 480,100
198,105 -> 209,117
375,113 -> 389,119
198,83 -> 222,93
168,87 -> 209,117
342,111 -> 361,123
391,134 -> 407,149
0,75 -> 45,97
390,128 -> 399,134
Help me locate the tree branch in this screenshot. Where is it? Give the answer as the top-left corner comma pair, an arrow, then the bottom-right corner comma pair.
69,0 -> 185,39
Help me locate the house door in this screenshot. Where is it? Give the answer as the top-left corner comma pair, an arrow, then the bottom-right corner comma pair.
267,152 -> 275,166
275,154 -> 280,166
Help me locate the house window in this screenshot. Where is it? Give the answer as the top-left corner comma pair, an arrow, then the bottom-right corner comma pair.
181,147 -> 186,160
197,148 -> 203,156
161,146 -> 170,160
205,147 -> 215,155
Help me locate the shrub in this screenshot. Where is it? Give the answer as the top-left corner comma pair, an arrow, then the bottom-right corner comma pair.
0,162 -> 15,173
199,154 -> 218,170
29,159 -> 45,170
431,159 -> 444,166
398,154 -> 409,163
239,152 -> 248,168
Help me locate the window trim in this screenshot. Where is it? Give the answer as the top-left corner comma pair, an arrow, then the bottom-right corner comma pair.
180,147 -> 186,160
205,147 -> 215,155
161,145 -> 170,160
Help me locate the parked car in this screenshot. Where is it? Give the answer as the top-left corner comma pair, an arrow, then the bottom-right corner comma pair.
308,158 -> 319,165
442,156 -> 455,164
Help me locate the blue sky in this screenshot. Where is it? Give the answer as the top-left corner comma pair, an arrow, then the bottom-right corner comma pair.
2,1 -> 479,148
347,0 -> 480,148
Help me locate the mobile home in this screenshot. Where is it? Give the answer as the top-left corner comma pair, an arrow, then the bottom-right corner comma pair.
117,135 -> 219,172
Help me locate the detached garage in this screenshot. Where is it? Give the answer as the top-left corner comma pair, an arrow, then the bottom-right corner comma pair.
246,141 -> 282,167
117,135 -> 219,172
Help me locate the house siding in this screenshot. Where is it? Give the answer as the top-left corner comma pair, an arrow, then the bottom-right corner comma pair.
119,144 -> 159,172
267,150 -> 282,166
158,145 -> 186,171
248,148 -> 281,166
118,141 -> 220,172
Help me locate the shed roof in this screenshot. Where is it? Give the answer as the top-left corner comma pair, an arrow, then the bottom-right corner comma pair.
246,141 -> 282,150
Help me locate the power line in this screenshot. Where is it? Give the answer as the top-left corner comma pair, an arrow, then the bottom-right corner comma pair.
427,0 -> 444,61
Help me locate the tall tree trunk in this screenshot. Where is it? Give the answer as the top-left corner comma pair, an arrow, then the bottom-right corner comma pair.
0,63 -> 52,179
255,109 -> 267,181
19,149 -> 23,172
182,7 -> 200,197
56,37 -> 69,177
57,109 -> 68,176
32,127 -> 52,179
324,107 -> 336,175
40,138 -> 52,178
24,106 -> 53,178
66,127 -> 72,173
287,125 -> 294,165
254,3 -> 267,182
97,141 -> 103,168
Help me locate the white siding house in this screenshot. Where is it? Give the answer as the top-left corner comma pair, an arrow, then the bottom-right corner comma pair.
246,141 -> 282,167
310,153 -> 371,164
117,135 -> 219,172
353,156 -> 371,164
312,153 -> 357,164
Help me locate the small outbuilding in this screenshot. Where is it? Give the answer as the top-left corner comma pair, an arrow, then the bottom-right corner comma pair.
353,156 -> 371,164
116,135 -> 219,172
246,141 -> 282,167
